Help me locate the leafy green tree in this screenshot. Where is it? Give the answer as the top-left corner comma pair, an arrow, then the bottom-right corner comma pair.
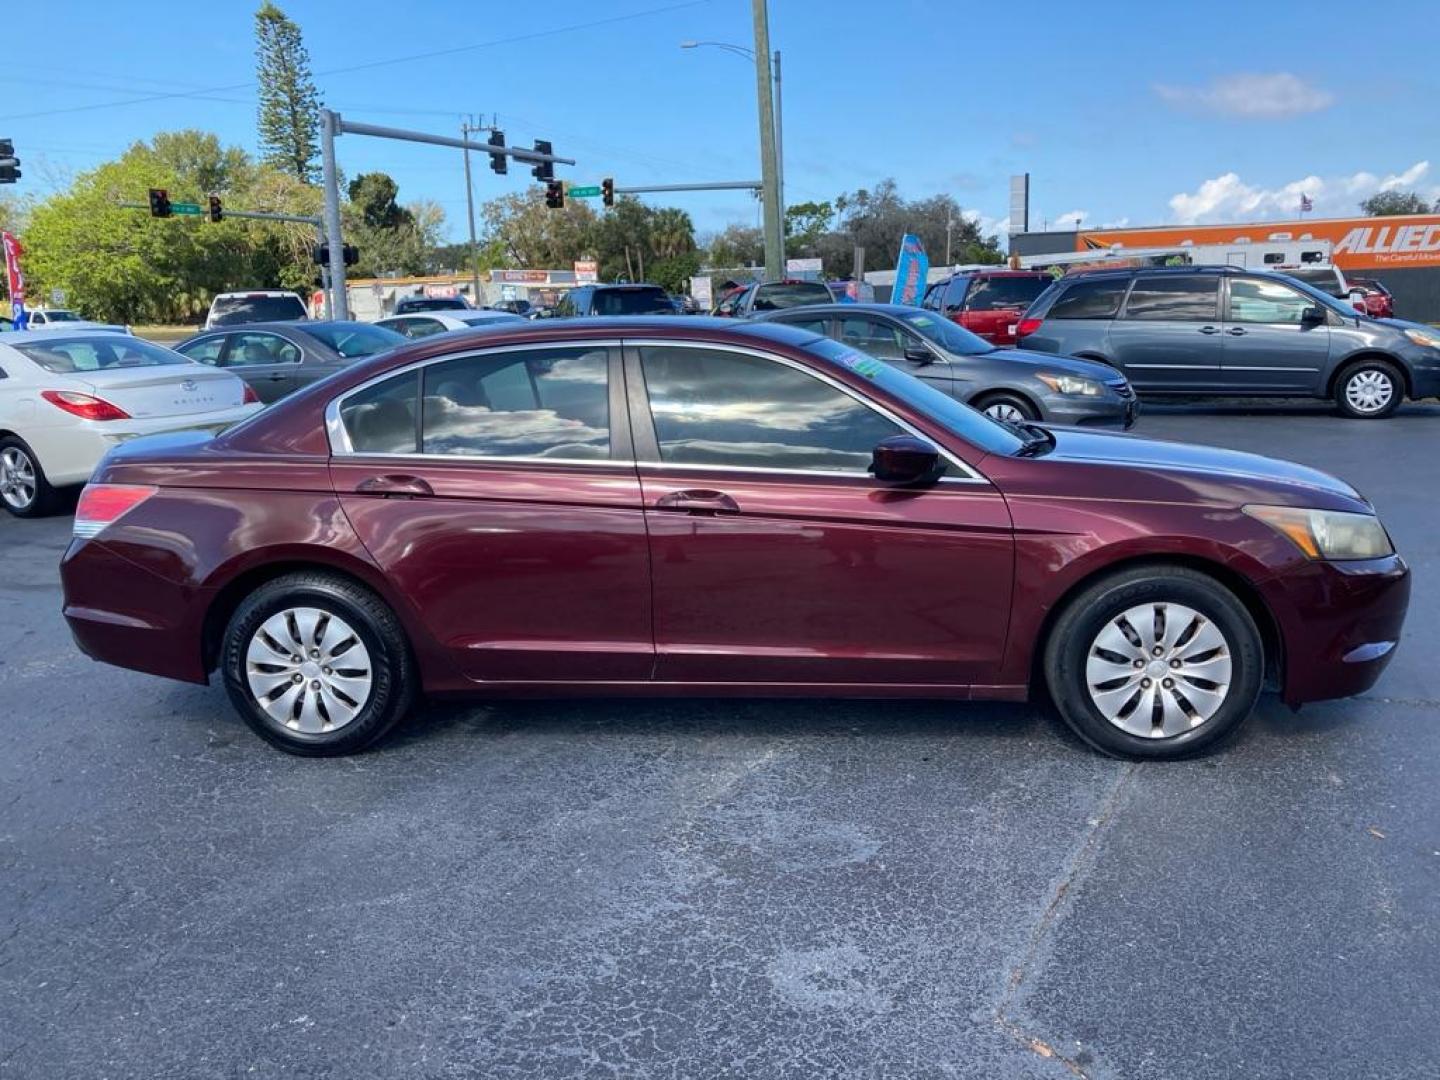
1360,190 -> 1434,216
348,173 -> 413,230
822,180 -> 1001,276
705,223 -> 763,270
481,187 -> 597,270
785,200 -> 833,257
255,2 -> 322,183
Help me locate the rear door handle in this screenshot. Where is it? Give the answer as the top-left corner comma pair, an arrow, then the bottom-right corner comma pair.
1198,326 -> 1221,335
654,488 -> 740,515
1227,327 -> 1248,336
355,474 -> 434,498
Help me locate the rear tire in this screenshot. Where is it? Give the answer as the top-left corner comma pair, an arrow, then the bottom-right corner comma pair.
1043,565 -> 1264,759
0,437 -> 59,518
1334,358 -> 1403,419
975,392 -> 1040,424
221,572 -> 416,756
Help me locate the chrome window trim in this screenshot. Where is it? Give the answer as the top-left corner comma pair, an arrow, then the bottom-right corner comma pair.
624,338 -> 988,484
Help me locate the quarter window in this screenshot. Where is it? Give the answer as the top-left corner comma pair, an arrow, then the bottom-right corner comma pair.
1048,278 -> 1128,320
1228,279 -> 1315,324
420,347 -> 610,459
639,346 -> 904,473
1121,275 -> 1219,321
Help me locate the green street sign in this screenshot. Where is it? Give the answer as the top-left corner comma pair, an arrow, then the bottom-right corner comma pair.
566,185 -> 601,198
170,202 -> 203,215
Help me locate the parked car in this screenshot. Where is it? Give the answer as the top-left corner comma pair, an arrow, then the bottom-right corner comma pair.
552,284 -> 674,317
0,331 -> 259,517
921,270 -> 1053,346
205,290 -> 309,330
26,308 -> 131,334
1017,265 -> 1440,418
61,317 -> 1407,761
712,280 -> 833,318
1275,264 -> 1350,299
489,299 -> 533,317
392,296 -> 473,315
375,310 -> 527,339
1348,277 -> 1395,320
174,321 -> 405,404
754,302 -> 1136,427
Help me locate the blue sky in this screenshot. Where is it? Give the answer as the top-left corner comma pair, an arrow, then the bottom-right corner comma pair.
6,0 -> 1439,245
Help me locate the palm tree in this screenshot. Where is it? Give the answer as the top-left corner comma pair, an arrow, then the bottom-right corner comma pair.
650,208 -> 695,260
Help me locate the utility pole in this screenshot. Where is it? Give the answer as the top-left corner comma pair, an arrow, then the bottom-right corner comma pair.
945,209 -> 953,268
320,109 -> 347,319
751,0 -> 783,280
461,116 -> 483,306
772,50 -> 784,230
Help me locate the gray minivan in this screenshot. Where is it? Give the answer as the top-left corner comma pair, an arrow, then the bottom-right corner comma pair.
1018,265 -> 1440,418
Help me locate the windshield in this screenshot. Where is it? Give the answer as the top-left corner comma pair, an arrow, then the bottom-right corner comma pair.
210,295 -> 307,325
963,276 -> 1049,311
592,287 -> 671,315
302,323 -> 405,358
457,312 -> 525,326
15,335 -> 189,373
1280,267 -> 1344,297
398,298 -> 467,312
898,310 -> 994,354
803,336 -> 1025,457
752,282 -> 833,311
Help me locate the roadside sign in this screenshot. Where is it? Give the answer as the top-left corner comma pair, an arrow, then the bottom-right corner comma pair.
50,287 -> 66,306
169,202 -> 204,215
574,259 -> 597,283
566,185 -> 601,199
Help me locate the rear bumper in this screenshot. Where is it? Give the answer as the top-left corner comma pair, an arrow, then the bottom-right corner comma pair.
1270,555 -> 1410,705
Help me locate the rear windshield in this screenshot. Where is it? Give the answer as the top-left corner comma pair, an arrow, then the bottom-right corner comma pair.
752,282 -> 833,311
398,298 -> 468,312
302,323 -> 405,358
210,294 -> 307,325
40,310 -> 81,322
591,287 -> 671,315
15,336 -> 189,373
963,276 -> 1050,311
1280,267 -> 1342,296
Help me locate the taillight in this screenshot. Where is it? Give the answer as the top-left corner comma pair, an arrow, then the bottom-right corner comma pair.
242,383 -> 260,404
73,484 -> 158,539
40,390 -> 131,421
1016,317 -> 1043,339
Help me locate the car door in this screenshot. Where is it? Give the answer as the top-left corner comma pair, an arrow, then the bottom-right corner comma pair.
328,340 -> 653,683
627,340 -> 1014,687
217,331 -> 304,402
836,314 -> 956,397
1220,276 -> 1332,393
1105,274 -> 1223,392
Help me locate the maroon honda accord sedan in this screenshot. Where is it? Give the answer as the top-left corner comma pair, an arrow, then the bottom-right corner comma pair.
59,317 -> 1409,758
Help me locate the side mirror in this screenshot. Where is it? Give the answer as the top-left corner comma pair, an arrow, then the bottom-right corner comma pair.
903,341 -> 934,364
1301,305 -> 1327,324
871,434 -> 944,486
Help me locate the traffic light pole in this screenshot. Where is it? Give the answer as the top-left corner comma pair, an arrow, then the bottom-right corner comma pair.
612,181 -> 762,195
751,0 -> 783,279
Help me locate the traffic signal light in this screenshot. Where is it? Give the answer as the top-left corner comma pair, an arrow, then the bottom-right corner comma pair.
342,244 -> 359,267
0,139 -> 19,184
544,180 -> 566,210
531,140 -> 553,181
312,243 -> 360,266
487,130 -> 507,175
148,187 -> 172,218
208,195 -> 223,222
601,177 -> 615,208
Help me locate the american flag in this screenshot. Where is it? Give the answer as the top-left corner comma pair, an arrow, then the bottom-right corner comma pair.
1299,193 -> 1314,213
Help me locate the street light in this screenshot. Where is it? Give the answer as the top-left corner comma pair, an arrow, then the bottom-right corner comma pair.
681,26 -> 784,275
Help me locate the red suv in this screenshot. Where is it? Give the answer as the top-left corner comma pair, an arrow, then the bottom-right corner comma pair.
922,270 -> 1053,346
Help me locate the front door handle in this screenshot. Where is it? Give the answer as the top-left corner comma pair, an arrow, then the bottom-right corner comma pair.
1227,327 -> 1248,336
355,474 -> 434,498
1198,325 -> 1221,335
654,488 -> 740,515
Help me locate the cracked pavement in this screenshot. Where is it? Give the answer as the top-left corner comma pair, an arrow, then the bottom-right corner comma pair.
1,404 -> 1437,1078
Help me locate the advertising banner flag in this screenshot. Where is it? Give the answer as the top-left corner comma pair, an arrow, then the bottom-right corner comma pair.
2,230 -> 26,328
892,233 -> 928,306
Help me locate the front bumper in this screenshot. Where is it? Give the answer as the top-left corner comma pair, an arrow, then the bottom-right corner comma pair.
1405,351 -> 1440,399
1268,554 -> 1411,705
1042,393 -> 1139,430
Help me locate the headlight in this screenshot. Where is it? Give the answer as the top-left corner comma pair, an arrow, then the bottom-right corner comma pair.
1037,373 -> 1102,396
1403,328 -> 1440,349
1243,505 -> 1394,560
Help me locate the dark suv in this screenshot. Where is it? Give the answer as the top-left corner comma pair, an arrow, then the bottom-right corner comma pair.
921,270 -> 1052,346
1017,266 -> 1440,418
553,284 -> 673,317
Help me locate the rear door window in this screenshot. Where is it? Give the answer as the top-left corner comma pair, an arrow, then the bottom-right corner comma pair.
1121,275 -> 1219,321
222,332 -> 302,366
1048,277 -> 1129,320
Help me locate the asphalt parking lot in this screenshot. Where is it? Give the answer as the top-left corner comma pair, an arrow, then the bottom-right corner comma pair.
2,403 -> 1437,1080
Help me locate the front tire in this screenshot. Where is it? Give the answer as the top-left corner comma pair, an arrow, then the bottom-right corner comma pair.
976,392 -> 1040,424
221,572 -> 416,756
1334,359 -> 1403,419
0,437 -> 59,518
1043,565 -> 1264,759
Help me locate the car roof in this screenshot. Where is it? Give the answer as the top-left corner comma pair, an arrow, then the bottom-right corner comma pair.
0,329 -> 140,344
390,315 -> 822,345
212,290 -> 302,299
195,320 -> 366,333
755,302 -> 934,320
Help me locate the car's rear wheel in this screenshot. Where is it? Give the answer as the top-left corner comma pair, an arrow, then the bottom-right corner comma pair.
1043,565 -> 1264,759
0,437 -> 59,518
221,572 -> 416,756
976,392 -> 1039,424
1334,359 -> 1403,419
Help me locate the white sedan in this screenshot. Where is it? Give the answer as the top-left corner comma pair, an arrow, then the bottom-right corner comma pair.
0,332 -> 262,517
373,309 -> 527,339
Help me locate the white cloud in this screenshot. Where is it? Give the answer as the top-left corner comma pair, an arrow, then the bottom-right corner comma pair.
1053,209 -> 1088,228
1168,161 -> 1435,224
1154,73 -> 1334,118
960,209 -> 1010,239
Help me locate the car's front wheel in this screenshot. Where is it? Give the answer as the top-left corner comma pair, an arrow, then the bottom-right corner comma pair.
1334,359 -> 1403,419
221,572 -> 416,756
975,392 -> 1039,424
1043,565 -> 1264,759
0,437 -> 58,518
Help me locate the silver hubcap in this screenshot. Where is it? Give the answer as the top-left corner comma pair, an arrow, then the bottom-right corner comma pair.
985,402 -> 1026,423
1344,369 -> 1394,414
0,447 -> 37,510
245,608 -> 373,734
1085,602 -> 1233,738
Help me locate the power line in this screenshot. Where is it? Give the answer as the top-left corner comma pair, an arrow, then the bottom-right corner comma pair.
0,0 -> 716,123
